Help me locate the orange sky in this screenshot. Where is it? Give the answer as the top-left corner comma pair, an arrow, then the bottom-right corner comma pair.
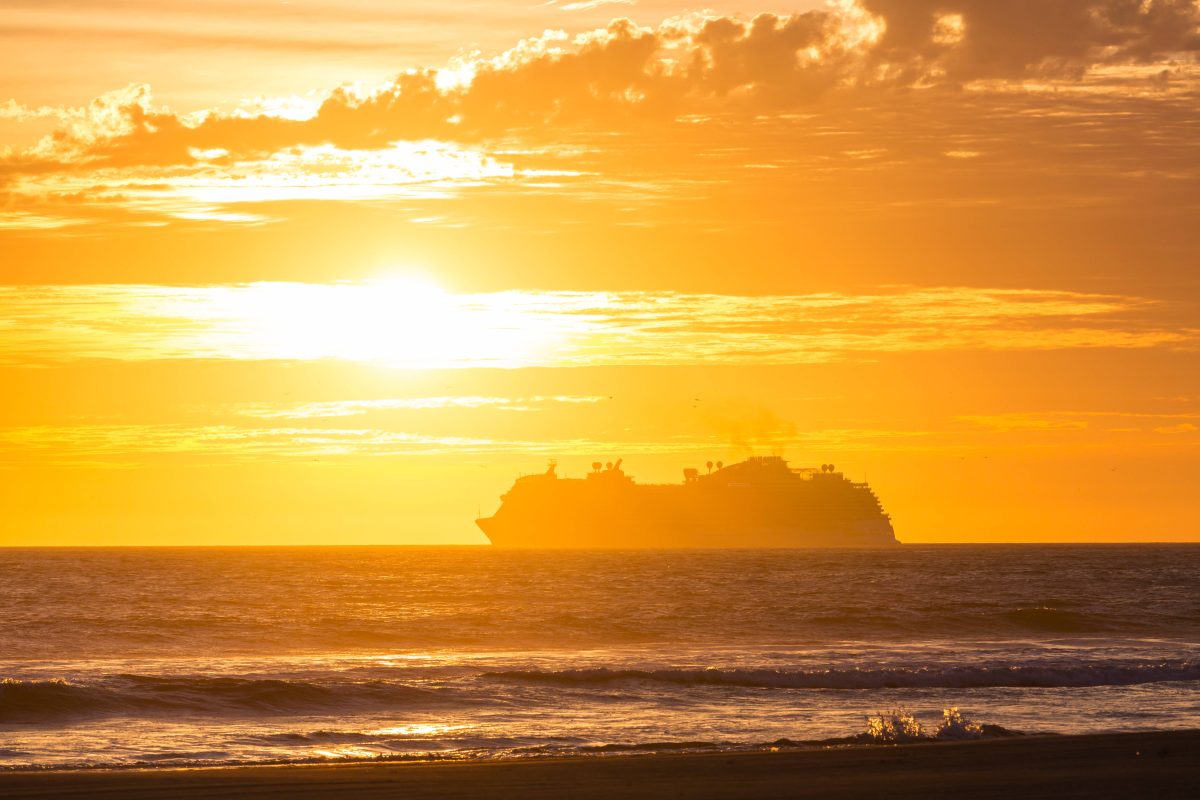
2,1 -> 1198,545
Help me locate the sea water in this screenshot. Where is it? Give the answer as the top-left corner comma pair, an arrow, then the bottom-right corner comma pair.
1,545 -> 1198,769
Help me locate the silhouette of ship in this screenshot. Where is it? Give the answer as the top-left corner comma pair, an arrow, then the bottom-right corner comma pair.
476,456 -> 898,547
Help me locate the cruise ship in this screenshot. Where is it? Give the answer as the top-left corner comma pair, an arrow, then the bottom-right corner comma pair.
476,456 -> 898,547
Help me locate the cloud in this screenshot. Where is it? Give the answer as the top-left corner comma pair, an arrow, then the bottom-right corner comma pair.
0,283 -> 1192,368
861,0 -> 1200,80
0,13 -> 859,168
237,396 -> 605,419
1154,422 -> 1199,434
5,3 -> 1197,172
0,421 -> 933,466
1,133 -> 546,225
0,423 -> 707,464
960,414 -> 1090,431
0,210 -> 89,229
0,4 -> 1196,228
0,100 -> 74,123
962,410 -> 1200,433
558,0 -> 636,11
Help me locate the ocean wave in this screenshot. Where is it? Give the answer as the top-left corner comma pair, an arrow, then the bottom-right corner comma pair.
1002,606 -> 1102,633
245,730 -> 587,753
0,725 -> 1032,772
483,661 -> 1200,690
0,676 -> 443,723
579,740 -> 720,752
138,750 -> 231,762
250,730 -> 385,746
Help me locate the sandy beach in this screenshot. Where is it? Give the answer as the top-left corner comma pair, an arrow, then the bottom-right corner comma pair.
2,730 -> 1197,800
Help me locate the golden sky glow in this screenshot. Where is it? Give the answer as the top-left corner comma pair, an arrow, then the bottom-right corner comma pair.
2,1 -> 1198,545
0,282 -> 1191,366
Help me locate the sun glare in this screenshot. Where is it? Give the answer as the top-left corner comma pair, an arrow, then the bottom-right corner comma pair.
187,277 -> 556,368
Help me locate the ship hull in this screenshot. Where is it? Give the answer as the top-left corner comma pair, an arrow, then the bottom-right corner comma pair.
477,519 -> 897,548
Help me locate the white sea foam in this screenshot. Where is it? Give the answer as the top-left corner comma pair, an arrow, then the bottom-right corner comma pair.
934,707 -> 985,740
865,707 -> 925,743
862,707 -> 994,743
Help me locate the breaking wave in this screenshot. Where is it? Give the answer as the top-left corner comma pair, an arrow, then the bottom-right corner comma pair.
484,661 -> 1200,690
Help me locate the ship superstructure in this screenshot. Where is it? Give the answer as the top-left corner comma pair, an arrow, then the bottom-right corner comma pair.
476,456 -> 898,547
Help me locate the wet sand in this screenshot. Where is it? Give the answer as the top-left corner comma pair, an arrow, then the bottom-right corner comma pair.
2,730 -> 1197,799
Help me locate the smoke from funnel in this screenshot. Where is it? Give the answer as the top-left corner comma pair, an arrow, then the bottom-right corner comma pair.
701,402 -> 798,458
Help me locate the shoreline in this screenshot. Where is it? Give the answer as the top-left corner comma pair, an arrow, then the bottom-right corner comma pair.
2,730 -> 1197,799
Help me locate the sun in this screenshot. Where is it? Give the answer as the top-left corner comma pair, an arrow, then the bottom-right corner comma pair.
189,273 -> 558,369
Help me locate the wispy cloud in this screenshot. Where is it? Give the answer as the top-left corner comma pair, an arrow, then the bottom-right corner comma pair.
236,395 -> 606,419
1154,423 -> 1198,434
3,132 -> 544,225
960,410 -> 1200,433
959,414 -> 1091,432
0,422 -> 928,466
0,211 -> 89,229
1,283 -> 1191,368
558,0 -> 636,11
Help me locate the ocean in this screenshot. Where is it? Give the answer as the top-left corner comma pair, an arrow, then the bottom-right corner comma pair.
2,545 -> 1198,769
